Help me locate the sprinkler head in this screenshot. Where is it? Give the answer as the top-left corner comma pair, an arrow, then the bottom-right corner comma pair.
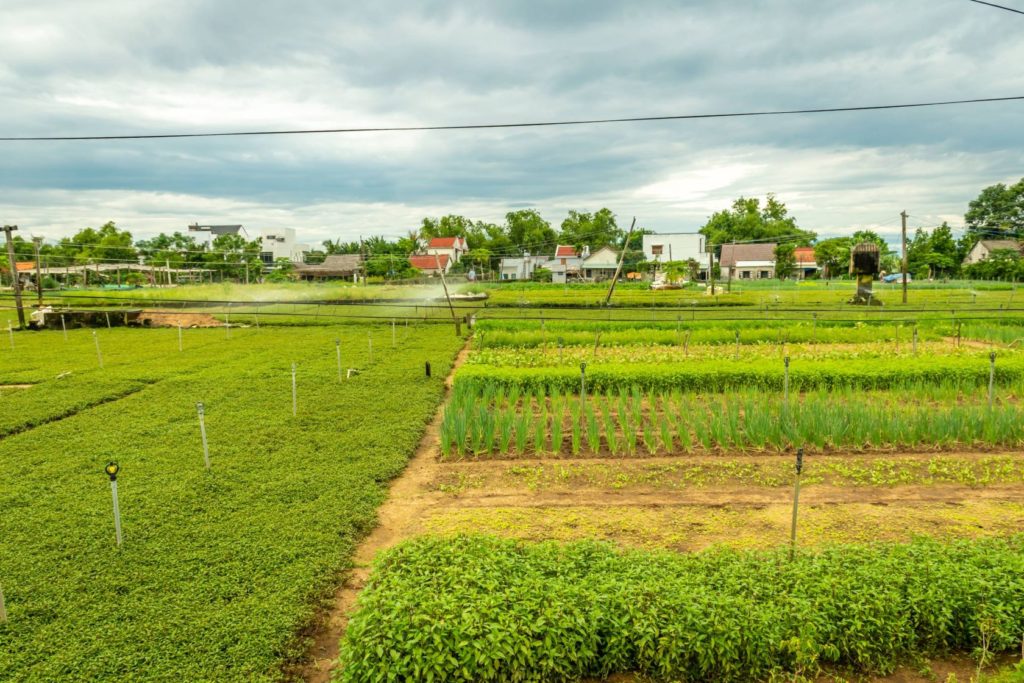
104,461 -> 120,481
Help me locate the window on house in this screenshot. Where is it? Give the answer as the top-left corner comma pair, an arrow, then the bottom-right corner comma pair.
651,245 -> 663,256
741,271 -> 751,279
760,270 -> 769,279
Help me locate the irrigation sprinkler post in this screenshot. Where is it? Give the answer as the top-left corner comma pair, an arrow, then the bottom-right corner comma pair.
684,330 -> 691,357
225,304 -> 231,338
0,582 -> 6,623
105,462 -> 123,547
392,319 -> 396,348
291,363 -> 298,417
789,447 -> 804,561
335,339 -> 342,382
593,332 -> 601,358
912,326 -> 918,355
197,402 -> 210,469
61,314 -> 67,341
989,352 -> 996,409
676,315 -> 681,345
93,331 -> 103,368
368,334 -> 373,363
7,322 -> 13,350
734,330 -> 740,360
956,322 -> 961,348
580,362 -> 587,412
105,312 -> 111,329
812,312 -> 817,342
178,325 -> 183,351
784,356 -> 790,406
558,337 -> 564,364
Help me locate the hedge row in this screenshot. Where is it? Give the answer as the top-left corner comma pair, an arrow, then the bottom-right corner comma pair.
340,535 -> 1024,681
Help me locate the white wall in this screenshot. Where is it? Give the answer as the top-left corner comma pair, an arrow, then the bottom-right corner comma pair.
642,233 -> 706,263
259,228 -> 307,263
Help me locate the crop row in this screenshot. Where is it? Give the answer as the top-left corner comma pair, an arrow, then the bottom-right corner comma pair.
440,384 -> 1024,457
454,353 -> 1022,393
473,322 -> 941,349
339,534 -> 1024,681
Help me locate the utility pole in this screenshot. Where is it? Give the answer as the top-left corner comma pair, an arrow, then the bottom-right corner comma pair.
32,235 -> 43,307
3,225 -> 26,329
604,217 -> 636,306
708,246 -> 716,296
901,210 -> 908,304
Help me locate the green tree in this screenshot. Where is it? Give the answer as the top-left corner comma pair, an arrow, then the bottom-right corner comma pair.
699,195 -> 815,254
774,243 -> 796,280
505,210 -> 556,254
813,237 -> 852,279
558,208 -> 622,250
964,178 -> 1024,245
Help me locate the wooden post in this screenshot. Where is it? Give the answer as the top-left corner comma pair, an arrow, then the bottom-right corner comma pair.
3,225 -> 26,329
604,217 -> 636,306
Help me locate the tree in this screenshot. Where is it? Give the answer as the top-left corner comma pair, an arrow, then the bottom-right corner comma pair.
774,243 -> 796,280
558,208 -> 623,250
813,237 -> 852,279
505,210 -> 556,254
907,223 -> 960,279
964,178 -> 1024,245
699,195 -> 815,254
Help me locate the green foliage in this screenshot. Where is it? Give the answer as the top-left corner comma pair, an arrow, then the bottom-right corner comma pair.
0,324 -> 462,680
340,535 -> 1024,681
699,194 -> 815,254
965,177 -> 1024,241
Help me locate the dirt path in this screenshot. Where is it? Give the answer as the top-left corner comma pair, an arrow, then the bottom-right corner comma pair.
141,310 -> 224,327
298,342 -> 471,683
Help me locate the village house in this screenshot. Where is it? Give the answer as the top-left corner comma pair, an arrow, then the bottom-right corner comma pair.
542,245 -> 585,284
962,239 -> 1023,266
794,246 -> 819,279
720,243 -> 777,280
409,253 -> 452,276
499,253 -> 548,281
425,237 -> 468,265
581,246 -> 619,281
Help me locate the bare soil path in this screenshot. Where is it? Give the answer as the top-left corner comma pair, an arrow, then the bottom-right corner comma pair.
298,342 -> 471,683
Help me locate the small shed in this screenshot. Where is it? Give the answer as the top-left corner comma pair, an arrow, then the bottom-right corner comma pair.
295,254 -> 363,281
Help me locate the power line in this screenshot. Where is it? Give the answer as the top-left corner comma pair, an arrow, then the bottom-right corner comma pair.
967,0 -> 1024,16
2,96 -> 1023,142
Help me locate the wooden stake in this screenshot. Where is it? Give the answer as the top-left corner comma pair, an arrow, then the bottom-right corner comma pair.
604,217 -> 636,306
789,447 -> 804,561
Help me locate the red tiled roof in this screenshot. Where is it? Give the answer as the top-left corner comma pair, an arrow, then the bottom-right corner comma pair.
409,254 -> 449,270
555,245 -> 577,257
794,247 -> 816,264
428,237 -> 463,248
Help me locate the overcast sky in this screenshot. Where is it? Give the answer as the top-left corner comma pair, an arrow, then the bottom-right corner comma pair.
1,0 -> 1022,247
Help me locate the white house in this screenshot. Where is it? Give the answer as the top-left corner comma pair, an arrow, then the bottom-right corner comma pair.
258,228 -> 310,265
187,223 -> 249,246
542,245 -> 586,284
642,233 -> 708,265
962,239 -> 1022,266
499,254 -> 548,281
581,246 -> 619,281
425,237 -> 469,264
720,243 -> 777,280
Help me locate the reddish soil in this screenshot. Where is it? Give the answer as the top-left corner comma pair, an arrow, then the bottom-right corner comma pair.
140,310 -> 224,328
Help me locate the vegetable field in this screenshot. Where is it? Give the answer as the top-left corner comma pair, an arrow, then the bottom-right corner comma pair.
0,322 -> 462,681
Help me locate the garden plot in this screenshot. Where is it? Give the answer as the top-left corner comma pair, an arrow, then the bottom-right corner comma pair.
332,313 -> 1024,682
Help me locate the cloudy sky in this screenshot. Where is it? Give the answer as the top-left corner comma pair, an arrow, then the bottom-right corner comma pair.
1,0 -> 1022,246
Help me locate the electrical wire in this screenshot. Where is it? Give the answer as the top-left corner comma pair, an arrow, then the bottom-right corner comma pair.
2,96 -> 1022,142
967,0 -> 1024,16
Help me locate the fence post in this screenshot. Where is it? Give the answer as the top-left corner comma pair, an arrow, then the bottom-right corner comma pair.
789,447 -> 804,561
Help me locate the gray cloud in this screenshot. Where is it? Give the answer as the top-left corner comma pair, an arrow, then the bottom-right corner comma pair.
1,0 -> 1022,244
